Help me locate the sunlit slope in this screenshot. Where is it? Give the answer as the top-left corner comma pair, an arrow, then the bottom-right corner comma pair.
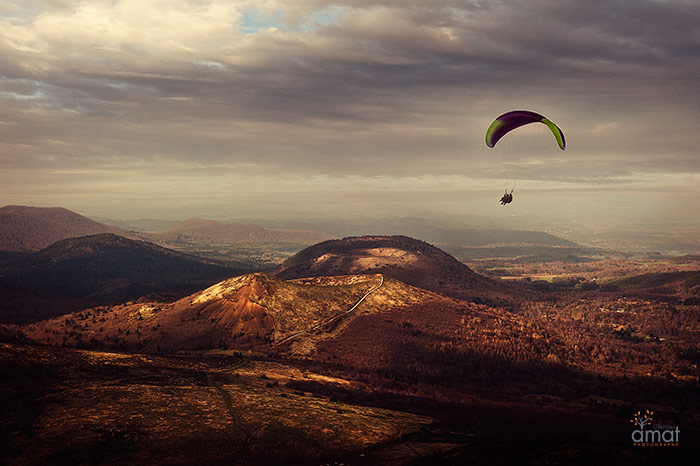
23,272 -> 436,352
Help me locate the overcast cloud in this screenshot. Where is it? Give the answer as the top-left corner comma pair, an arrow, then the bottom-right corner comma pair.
1,0 -> 699,231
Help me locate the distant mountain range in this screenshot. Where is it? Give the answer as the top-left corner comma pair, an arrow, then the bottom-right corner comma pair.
0,206 -> 335,252
0,205 -> 133,251
253,216 -> 580,247
143,217 -> 333,245
428,228 -> 579,248
1,205 -> 592,264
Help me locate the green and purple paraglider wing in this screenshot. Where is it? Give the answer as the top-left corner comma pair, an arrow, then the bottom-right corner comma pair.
485,110 -> 565,150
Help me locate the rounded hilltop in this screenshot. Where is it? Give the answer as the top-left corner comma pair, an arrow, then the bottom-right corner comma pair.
274,235 -> 522,304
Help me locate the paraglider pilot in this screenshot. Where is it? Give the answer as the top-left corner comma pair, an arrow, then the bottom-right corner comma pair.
500,190 -> 513,205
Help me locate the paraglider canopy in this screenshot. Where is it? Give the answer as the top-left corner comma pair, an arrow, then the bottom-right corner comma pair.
485,110 -> 565,150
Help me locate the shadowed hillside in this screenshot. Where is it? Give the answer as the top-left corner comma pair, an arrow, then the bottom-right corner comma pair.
603,270 -> 700,303
0,280 -> 90,324
1,234 -> 246,308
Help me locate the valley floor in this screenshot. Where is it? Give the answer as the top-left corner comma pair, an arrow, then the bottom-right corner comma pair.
2,341 -> 698,465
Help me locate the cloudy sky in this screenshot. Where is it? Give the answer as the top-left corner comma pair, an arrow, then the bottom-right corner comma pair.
1,0 -> 699,238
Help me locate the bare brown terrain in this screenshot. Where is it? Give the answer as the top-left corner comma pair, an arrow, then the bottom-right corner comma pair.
22,273 -> 424,353
4,234 -> 700,465
0,343 -> 430,466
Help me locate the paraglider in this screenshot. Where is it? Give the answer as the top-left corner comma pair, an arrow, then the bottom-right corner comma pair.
500,190 -> 513,205
485,110 -> 565,205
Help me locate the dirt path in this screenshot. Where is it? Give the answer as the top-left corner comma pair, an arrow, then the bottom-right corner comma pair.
214,383 -> 251,465
275,274 -> 384,345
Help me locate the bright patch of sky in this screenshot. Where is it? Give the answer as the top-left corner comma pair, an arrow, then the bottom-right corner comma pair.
240,5 -> 341,34
195,60 -> 227,70
0,1 -> 40,24
307,6 -> 343,30
239,7 -> 285,34
0,78 -> 44,101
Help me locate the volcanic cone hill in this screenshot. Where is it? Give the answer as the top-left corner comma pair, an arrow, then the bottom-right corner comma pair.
0,205 -> 133,251
273,235 -> 523,304
1,233 -> 245,305
22,272 -> 438,353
